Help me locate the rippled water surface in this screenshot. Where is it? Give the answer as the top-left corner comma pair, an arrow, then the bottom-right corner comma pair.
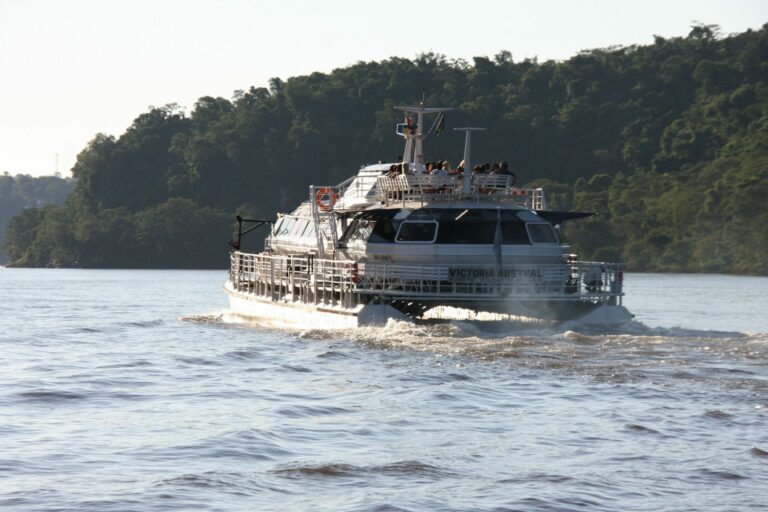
1,269 -> 766,511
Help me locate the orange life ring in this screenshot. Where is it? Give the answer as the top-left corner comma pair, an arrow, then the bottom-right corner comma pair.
315,187 -> 337,211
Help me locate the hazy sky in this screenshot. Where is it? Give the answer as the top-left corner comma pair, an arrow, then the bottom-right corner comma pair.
1,0 -> 765,177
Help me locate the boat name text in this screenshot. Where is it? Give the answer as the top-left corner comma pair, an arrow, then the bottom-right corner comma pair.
448,267 -> 543,281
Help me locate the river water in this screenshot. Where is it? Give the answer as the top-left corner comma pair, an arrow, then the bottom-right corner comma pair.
0,269 -> 766,511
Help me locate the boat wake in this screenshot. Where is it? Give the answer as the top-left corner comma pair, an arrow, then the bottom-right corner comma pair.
185,308 -> 764,341
182,308 -> 767,378
180,308 -> 768,400
179,311 -> 226,324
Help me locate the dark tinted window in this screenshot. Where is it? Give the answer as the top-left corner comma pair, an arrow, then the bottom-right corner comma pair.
396,221 -> 438,242
368,219 -> 398,243
363,209 -> 534,245
347,220 -> 373,243
527,223 -> 559,243
435,219 -> 530,244
436,221 -> 495,244
502,222 -> 531,244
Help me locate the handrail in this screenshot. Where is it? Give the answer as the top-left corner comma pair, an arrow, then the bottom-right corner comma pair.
374,174 -> 545,209
306,173 -> 546,211
229,251 -> 624,304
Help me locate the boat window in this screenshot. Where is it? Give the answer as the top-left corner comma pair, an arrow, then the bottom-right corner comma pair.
303,222 -> 316,239
436,220 -> 495,244
502,222 -> 531,244
280,218 -> 295,236
290,219 -> 306,237
297,220 -> 314,238
396,221 -> 438,243
348,220 -> 374,243
273,218 -> 284,235
368,219 -> 398,243
527,223 -> 559,244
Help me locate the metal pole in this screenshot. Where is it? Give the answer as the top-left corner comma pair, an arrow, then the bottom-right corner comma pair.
236,215 -> 243,248
454,127 -> 486,194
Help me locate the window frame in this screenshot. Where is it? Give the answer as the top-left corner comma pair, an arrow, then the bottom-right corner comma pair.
526,222 -> 560,245
395,220 -> 439,244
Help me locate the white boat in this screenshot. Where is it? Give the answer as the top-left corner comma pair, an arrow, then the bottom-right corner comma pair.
225,103 -> 633,328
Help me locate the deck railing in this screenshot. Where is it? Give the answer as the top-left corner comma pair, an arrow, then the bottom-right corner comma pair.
229,251 -> 623,307
375,175 -> 546,209
309,174 -> 546,212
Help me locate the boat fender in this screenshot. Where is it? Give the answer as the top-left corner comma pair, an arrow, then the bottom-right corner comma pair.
315,188 -> 338,211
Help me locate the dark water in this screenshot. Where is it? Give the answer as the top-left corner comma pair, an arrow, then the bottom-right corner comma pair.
1,269 -> 766,511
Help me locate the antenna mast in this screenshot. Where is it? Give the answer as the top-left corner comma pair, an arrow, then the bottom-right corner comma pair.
394,96 -> 452,172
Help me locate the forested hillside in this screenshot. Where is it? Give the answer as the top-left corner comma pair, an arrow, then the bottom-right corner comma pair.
0,174 -> 73,264
4,24 -> 767,272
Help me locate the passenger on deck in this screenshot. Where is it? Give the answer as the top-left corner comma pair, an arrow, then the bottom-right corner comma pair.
430,161 -> 449,177
491,160 -> 517,185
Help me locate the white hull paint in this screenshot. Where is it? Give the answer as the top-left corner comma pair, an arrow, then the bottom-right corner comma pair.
225,282 -> 632,330
224,283 -> 409,329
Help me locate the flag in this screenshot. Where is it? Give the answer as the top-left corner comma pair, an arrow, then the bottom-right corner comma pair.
435,113 -> 445,135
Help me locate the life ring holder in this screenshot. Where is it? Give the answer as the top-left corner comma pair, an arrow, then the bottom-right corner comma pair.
315,187 -> 338,211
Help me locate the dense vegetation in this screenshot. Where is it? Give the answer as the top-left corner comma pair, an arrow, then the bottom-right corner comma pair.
4,24 -> 767,273
0,174 -> 73,264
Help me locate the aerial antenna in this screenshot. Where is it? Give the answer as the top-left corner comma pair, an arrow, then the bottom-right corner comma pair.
394,95 -> 452,170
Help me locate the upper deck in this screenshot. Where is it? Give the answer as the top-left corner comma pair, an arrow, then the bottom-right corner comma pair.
312,167 -> 547,213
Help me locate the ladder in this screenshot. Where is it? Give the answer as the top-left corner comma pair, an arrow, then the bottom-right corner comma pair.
309,185 -> 339,257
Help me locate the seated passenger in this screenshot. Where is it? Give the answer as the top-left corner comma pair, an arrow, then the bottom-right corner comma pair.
449,160 -> 465,176
472,164 -> 487,175
430,161 -> 449,177
491,160 -> 517,186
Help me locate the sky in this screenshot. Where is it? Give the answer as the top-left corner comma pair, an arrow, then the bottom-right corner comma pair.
1,0 -> 765,177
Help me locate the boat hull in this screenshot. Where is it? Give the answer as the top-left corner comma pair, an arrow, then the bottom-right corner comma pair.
225,282 -> 632,329
224,283 -> 409,329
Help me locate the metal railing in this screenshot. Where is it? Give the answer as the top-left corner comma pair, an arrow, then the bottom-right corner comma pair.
376,175 -> 546,209
308,175 -> 547,213
230,251 -> 360,309
229,251 -> 624,307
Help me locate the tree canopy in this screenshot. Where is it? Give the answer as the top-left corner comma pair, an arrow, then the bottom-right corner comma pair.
5,24 -> 768,273
0,173 -> 73,264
